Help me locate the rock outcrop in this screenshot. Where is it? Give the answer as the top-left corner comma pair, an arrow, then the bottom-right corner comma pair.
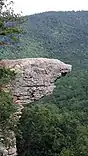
0,131 -> 17,156
0,58 -> 72,105
0,58 -> 72,156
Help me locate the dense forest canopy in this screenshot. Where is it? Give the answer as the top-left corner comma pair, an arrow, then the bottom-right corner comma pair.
0,11 -> 88,70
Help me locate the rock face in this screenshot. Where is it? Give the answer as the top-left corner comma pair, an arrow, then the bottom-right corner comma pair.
0,58 -> 72,156
0,58 -> 72,105
0,131 -> 17,156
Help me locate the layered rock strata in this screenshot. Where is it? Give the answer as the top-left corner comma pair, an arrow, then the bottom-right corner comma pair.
0,58 -> 72,105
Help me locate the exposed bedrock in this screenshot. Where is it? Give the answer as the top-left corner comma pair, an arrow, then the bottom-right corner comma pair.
0,58 -> 72,105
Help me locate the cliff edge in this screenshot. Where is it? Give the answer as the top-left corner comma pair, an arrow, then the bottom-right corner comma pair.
0,58 -> 72,105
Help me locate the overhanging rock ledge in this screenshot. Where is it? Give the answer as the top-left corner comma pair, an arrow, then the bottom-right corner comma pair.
0,58 -> 72,105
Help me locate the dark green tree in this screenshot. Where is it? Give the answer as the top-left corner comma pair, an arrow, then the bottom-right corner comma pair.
17,104 -> 65,156
0,0 -> 22,46
0,0 -> 22,147
17,104 -> 88,156
0,67 -> 19,146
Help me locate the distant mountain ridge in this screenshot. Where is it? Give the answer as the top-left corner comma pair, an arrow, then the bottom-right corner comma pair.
0,11 -> 88,70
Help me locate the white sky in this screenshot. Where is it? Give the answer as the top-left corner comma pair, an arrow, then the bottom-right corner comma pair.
13,0 -> 88,15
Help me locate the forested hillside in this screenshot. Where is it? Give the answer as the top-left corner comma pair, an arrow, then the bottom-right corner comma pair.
25,11 -> 88,70
1,11 -> 88,155
1,11 -> 88,69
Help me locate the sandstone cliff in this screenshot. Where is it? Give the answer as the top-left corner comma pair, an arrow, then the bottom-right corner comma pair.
0,58 -> 72,105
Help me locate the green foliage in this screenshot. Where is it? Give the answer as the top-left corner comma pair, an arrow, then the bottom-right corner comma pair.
0,0 -> 21,148
0,20 -> 4,27
0,91 -> 17,129
17,105 -> 64,156
0,91 -> 19,146
0,0 -> 23,47
0,27 -> 21,35
1,11 -> 88,69
0,68 -> 18,146
17,104 -> 88,156
0,67 -> 16,87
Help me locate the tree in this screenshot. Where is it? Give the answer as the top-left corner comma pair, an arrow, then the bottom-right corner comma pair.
0,67 -> 16,90
16,104 -> 65,156
16,103 -> 88,156
0,67 -> 19,147
0,0 -> 22,148
0,0 -> 22,46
